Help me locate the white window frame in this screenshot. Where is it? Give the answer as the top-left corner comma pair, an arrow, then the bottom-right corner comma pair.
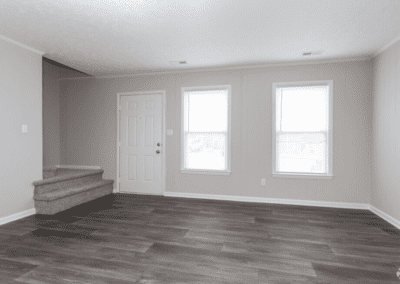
181,85 -> 232,176
272,80 -> 333,179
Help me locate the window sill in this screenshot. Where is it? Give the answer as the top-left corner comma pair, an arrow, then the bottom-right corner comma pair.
272,173 -> 333,180
181,170 -> 231,176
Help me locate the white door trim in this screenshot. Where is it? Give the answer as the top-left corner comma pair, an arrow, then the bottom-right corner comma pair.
116,90 -> 166,195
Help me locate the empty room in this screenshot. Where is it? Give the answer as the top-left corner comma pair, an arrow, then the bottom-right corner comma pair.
1,0 -> 400,283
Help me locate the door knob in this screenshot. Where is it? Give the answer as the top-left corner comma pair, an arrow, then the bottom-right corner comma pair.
157,143 -> 161,146
156,150 -> 160,154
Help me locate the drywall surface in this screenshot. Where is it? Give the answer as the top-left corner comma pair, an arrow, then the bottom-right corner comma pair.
43,59 -> 61,166
0,39 -> 42,218
60,60 -> 373,204
373,41 -> 400,221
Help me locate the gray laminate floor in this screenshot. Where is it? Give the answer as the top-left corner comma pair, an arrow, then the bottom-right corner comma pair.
0,194 -> 399,283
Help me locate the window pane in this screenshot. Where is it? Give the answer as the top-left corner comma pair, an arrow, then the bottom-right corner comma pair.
276,133 -> 326,173
184,90 -> 228,132
278,86 -> 328,132
185,133 -> 226,170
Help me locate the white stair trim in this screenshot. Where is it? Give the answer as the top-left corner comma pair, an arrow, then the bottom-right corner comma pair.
369,205 -> 400,230
163,192 -> 370,210
0,208 -> 36,226
56,165 -> 101,170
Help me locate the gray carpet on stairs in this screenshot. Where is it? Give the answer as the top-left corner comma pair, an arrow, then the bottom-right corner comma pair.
34,168 -> 114,215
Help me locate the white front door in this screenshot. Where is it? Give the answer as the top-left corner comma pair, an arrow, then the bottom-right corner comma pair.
119,94 -> 163,195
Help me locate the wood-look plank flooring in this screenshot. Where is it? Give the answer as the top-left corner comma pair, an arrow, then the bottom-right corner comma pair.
0,194 -> 400,283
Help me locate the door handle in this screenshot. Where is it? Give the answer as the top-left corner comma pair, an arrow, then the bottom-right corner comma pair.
156,150 -> 160,154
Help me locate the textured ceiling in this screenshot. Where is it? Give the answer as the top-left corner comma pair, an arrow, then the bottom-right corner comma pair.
1,0 -> 400,76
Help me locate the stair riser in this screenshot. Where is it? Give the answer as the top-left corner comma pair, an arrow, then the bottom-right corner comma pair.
35,183 -> 114,215
42,167 -> 58,179
34,173 -> 104,195
43,170 -> 58,179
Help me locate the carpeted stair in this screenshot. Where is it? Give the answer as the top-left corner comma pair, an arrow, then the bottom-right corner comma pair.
42,166 -> 58,179
33,168 -> 114,215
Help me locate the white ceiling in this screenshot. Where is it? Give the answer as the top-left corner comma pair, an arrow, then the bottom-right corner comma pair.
1,0 -> 400,76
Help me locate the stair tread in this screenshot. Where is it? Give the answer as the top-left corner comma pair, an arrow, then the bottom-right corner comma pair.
43,166 -> 58,171
33,169 -> 104,186
34,179 -> 114,201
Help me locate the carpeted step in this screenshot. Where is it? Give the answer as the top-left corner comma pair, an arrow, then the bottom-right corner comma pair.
33,169 -> 104,195
43,166 -> 58,179
34,179 -> 114,201
34,179 -> 114,215
33,168 -> 114,215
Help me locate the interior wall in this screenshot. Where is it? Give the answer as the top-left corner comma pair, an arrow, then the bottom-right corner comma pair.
372,40 -> 400,221
60,60 -> 373,204
0,39 -> 42,219
43,59 -> 61,167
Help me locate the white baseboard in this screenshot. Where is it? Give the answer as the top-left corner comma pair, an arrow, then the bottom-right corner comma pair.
369,205 -> 400,230
113,188 -> 119,193
56,165 -> 101,170
0,208 -> 36,226
164,192 -> 400,230
163,192 -> 370,210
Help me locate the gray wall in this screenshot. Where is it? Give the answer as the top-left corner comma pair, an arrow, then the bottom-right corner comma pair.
43,59 -> 61,167
0,39 -> 42,219
372,41 -> 400,220
60,60 -> 373,204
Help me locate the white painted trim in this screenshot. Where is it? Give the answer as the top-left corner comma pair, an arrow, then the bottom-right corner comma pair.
369,205 -> 400,230
0,34 -> 44,55
272,174 -> 333,179
181,85 -> 232,174
59,56 -> 372,81
163,192 -> 369,210
374,33 -> 400,57
116,90 -> 166,195
56,165 -> 101,170
0,208 -> 36,226
271,81 -> 333,178
163,193 -> 400,229
119,191 -> 162,196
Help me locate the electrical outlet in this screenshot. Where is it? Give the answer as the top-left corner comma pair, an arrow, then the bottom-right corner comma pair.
261,179 -> 266,186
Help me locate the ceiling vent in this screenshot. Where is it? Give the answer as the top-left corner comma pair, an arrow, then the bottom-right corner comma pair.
303,50 -> 324,56
169,60 -> 187,65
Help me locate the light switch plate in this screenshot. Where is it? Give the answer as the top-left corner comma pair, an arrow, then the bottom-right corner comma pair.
167,129 -> 173,136
21,124 -> 28,133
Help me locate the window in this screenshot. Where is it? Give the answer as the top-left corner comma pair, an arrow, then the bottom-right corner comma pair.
272,81 -> 333,178
181,86 -> 231,175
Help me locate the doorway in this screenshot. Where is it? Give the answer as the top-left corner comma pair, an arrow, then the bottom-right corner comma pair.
117,91 -> 166,195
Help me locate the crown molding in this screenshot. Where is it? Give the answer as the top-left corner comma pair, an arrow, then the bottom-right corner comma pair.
374,33 -> 400,57
59,56 -> 372,81
0,34 -> 44,56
